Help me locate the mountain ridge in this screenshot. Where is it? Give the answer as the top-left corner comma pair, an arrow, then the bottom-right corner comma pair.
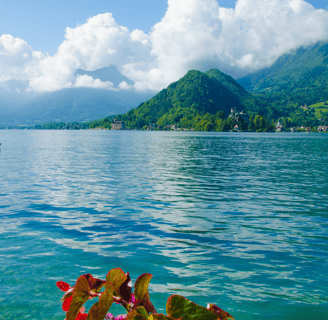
120,69 -> 265,129
237,41 -> 328,106
75,66 -> 134,88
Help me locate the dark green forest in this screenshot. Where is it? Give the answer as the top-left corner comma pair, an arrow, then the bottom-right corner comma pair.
118,69 -> 275,131
237,41 -> 328,126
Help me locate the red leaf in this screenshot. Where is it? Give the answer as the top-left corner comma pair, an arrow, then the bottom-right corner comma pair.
119,273 -> 132,302
63,296 -> 73,312
57,281 -> 70,292
76,313 -> 88,320
207,303 -> 235,320
83,274 -> 106,293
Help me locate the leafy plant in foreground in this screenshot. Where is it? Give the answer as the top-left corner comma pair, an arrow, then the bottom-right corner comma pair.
57,268 -> 234,320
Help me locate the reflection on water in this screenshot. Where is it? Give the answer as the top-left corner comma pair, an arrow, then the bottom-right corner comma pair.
0,130 -> 327,320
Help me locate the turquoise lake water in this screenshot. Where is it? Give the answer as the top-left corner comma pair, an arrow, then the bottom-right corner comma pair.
0,130 -> 327,320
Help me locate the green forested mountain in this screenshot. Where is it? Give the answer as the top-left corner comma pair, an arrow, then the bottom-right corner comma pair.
238,41 -> 328,107
121,69 -> 267,129
205,68 -> 250,98
105,41 -> 328,130
205,69 -> 268,115
235,41 -> 328,126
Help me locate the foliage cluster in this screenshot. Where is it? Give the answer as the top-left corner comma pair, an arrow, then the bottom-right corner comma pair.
57,269 -> 234,320
33,122 -> 86,130
264,102 -> 328,128
247,115 -> 275,132
120,70 -> 265,130
88,117 -> 114,129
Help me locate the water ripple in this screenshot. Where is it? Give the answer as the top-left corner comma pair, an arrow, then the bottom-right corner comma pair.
0,131 -> 328,319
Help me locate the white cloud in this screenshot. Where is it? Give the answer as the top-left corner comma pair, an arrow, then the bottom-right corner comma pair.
27,13 -> 151,92
118,81 -> 133,90
130,0 -> 328,90
0,34 -> 44,82
1,0 -> 328,93
74,75 -> 116,90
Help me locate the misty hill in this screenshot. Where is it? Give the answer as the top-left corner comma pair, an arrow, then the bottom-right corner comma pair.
121,69 -> 267,129
238,41 -> 328,106
75,66 -> 134,88
5,87 -> 153,125
0,66 -> 154,125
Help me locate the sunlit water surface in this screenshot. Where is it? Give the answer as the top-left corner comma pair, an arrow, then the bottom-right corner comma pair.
0,130 -> 327,320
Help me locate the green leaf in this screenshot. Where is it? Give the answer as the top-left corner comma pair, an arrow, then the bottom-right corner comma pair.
166,295 -> 217,320
106,268 -> 127,295
134,273 -> 152,301
66,275 -> 91,320
60,289 -> 73,302
126,306 -> 149,320
86,282 -> 114,320
135,306 -> 149,318
207,304 -> 234,320
137,295 -> 156,315
134,273 -> 156,314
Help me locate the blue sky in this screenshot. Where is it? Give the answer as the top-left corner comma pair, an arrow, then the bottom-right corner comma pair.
1,0 -> 326,55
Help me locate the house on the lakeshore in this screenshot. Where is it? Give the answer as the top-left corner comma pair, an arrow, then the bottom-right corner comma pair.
234,124 -> 240,132
229,108 -> 248,122
229,108 -> 239,121
147,123 -> 156,130
276,121 -> 284,132
318,125 -> 328,132
239,110 -> 249,121
111,119 -> 126,130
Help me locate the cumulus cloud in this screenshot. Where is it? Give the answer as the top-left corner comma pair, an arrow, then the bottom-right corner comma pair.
0,34 -> 44,83
1,0 -> 328,93
118,81 -> 134,90
131,0 -> 328,90
74,75 -> 116,90
221,0 -> 328,71
27,13 -> 151,92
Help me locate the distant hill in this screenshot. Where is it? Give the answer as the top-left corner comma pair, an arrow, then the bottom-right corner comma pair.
0,85 -> 37,124
6,87 -> 154,125
121,69 -> 268,129
238,41 -> 328,106
75,66 -> 134,88
0,66 -> 154,125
